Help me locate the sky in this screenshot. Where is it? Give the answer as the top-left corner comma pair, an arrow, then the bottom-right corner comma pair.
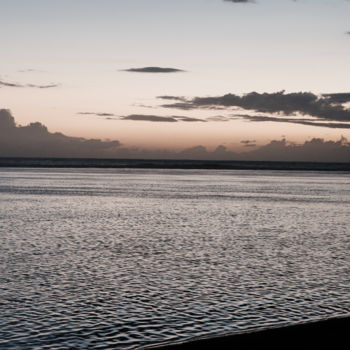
1,0 -> 350,161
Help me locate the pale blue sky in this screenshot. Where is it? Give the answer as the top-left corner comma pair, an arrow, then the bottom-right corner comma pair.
1,0 -> 350,151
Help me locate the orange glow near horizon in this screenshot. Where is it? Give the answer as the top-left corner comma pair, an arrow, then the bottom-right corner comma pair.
6,104 -> 349,153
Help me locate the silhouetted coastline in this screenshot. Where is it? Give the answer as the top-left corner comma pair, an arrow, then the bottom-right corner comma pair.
143,316 -> 350,349
1,157 -> 350,171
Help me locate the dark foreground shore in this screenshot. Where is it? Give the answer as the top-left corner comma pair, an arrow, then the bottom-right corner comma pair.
142,316 -> 350,349
1,157 -> 350,171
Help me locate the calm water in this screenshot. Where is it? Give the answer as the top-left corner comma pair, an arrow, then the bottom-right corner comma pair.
1,168 -> 350,349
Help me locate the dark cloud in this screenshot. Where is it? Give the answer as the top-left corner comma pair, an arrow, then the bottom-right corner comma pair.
157,96 -> 187,101
122,114 -> 178,122
160,91 -> 350,125
322,93 -> 350,104
237,114 -> 350,129
78,112 -> 116,117
180,116 -> 207,122
122,67 -> 185,73
160,102 -> 196,110
159,96 -> 227,111
0,109 -> 121,158
0,79 -> 59,89
120,114 -> 206,122
179,116 -> 207,122
158,97 -> 222,111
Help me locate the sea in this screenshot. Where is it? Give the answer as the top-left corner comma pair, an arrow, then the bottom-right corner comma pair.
1,163 -> 350,349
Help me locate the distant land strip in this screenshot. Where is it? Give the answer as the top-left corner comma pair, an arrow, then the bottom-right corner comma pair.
0,158 -> 350,171
141,316 -> 350,349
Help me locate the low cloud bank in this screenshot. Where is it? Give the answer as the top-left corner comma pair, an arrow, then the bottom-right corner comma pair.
0,109 -> 121,158
1,109 -> 349,162
177,139 -> 350,162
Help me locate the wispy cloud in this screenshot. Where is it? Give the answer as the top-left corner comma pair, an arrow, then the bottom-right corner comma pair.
78,112 -> 207,123
27,83 -> 59,89
237,114 -> 350,129
241,139 -> 256,144
121,114 -> 206,122
206,116 -> 231,122
78,108 -> 350,128
18,69 -> 46,73
121,114 -> 178,122
157,96 -> 186,101
241,139 -> 257,147
78,112 -> 116,117
0,79 -> 59,89
0,80 -> 21,88
122,67 -> 185,73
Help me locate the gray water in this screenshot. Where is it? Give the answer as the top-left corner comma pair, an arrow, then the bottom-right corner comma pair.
1,168 -> 350,349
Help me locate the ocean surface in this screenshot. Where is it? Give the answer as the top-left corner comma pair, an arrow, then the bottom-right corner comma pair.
1,167 -> 350,349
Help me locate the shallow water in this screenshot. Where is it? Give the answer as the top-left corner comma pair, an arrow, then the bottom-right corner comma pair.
1,168 -> 350,349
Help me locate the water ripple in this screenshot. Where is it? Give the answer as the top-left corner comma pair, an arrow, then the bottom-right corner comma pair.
0,168 -> 350,349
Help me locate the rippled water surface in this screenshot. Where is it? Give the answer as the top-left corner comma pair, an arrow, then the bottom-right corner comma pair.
1,168 -> 350,349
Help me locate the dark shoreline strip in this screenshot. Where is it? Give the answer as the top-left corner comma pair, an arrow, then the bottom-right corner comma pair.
141,316 -> 350,349
0,158 -> 350,171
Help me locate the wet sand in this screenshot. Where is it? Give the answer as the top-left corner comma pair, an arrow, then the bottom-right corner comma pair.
145,316 -> 350,349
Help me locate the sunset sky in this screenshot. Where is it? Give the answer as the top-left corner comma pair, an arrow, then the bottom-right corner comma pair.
1,0 -> 350,160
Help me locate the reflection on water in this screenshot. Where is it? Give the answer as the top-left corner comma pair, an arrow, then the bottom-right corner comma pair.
1,168 -> 350,349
